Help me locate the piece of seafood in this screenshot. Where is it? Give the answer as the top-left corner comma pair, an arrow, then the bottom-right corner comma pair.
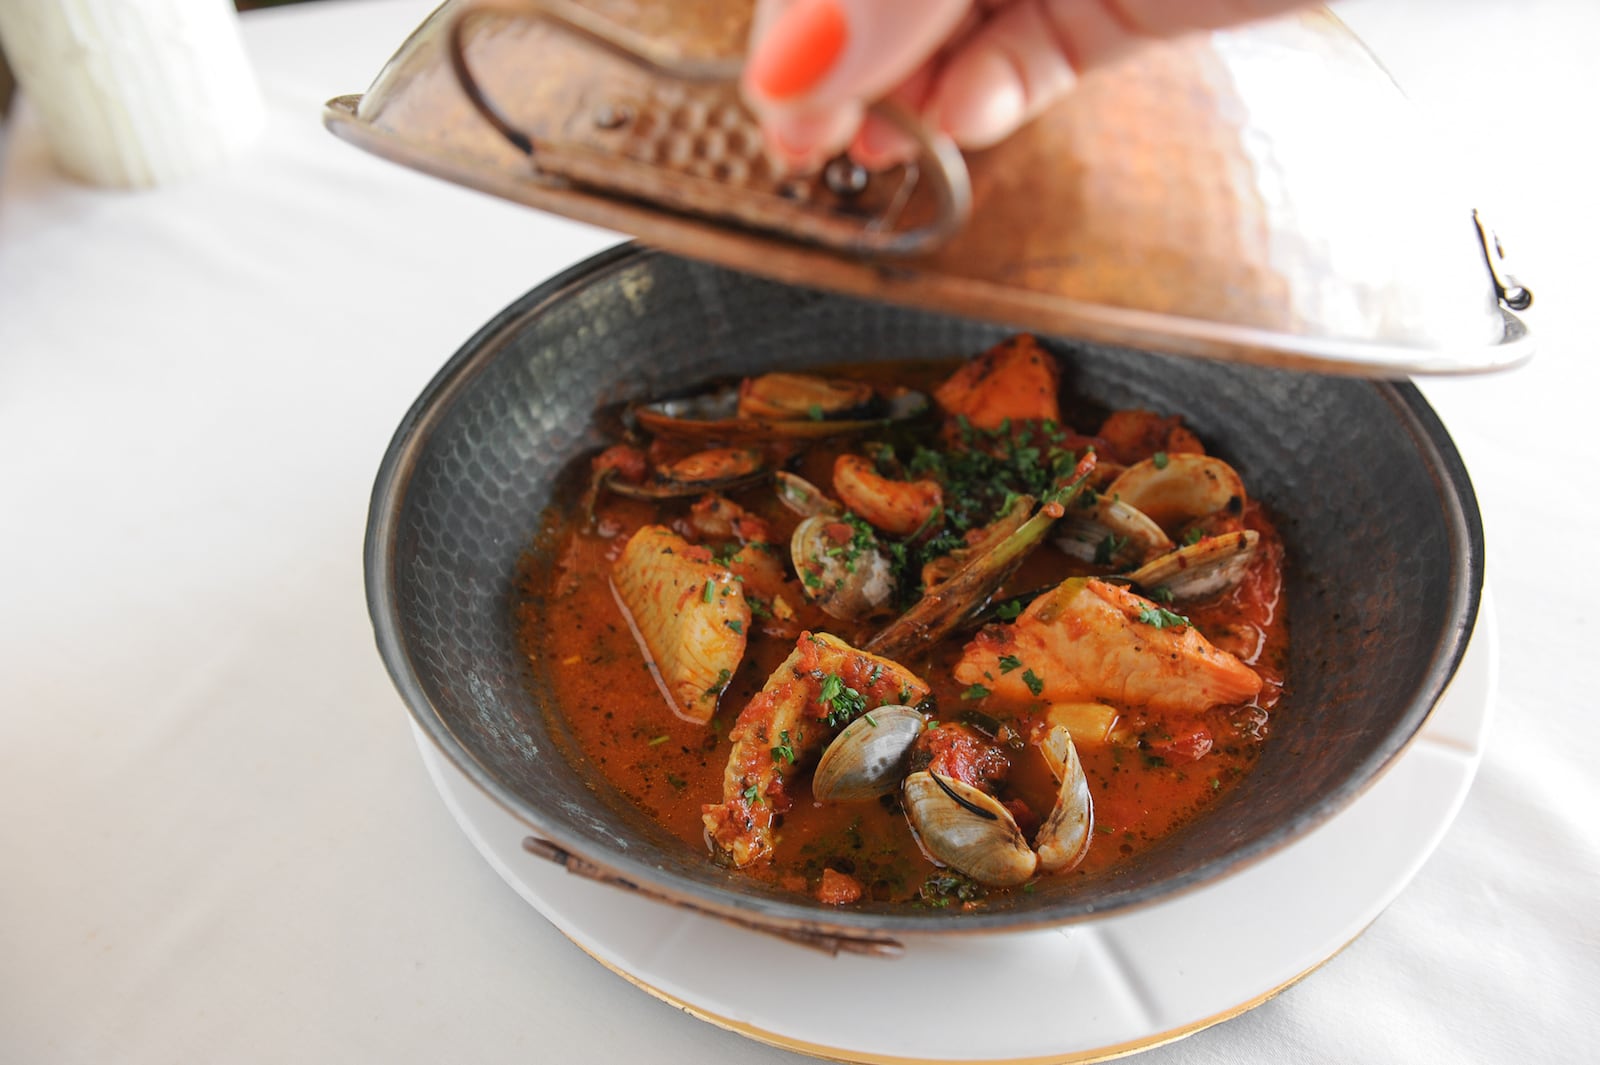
1095,409 -> 1206,466
611,525 -> 749,724
1034,725 -> 1093,873
603,446 -> 769,501
1103,453 -> 1246,534
811,705 -> 927,803
1051,493 -> 1173,569
703,632 -> 930,867
867,451 -> 1097,662
954,577 -> 1262,715
790,515 -> 898,621
1126,529 -> 1261,602
933,333 -> 1062,429
832,453 -> 943,538
736,373 -> 876,420
634,373 -> 928,443
775,471 -> 843,519
902,771 -> 1038,888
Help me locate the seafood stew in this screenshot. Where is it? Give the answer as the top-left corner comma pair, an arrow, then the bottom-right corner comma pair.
522,335 -> 1287,911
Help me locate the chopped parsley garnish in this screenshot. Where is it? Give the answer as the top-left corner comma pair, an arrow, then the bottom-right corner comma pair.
1183,526 -> 1205,546
873,420 -> 1084,605
1153,451 -> 1170,469
864,712 -> 878,727
702,578 -> 716,603
807,403 -> 824,421
1022,669 -> 1045,697
961,683 -> 991,701
918,871 -> 985,908
997,654 -> 1023,674
994,599 -> 1024,621
1136,605 -> 1191,630
771,730 -> 796,765
742,783 -> 762,806
725,618 -> 744,634
647,734 -> 670,747
1149,586 -> 1175,604
1093,533 -> 1128,566
706,668 -> 732,696
818,673 -> 868,729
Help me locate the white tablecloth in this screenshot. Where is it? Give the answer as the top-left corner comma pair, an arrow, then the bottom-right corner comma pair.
1,2 -> 1595,1061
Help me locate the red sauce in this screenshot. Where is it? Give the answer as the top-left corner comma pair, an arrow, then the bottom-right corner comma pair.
517,355 -> 1288,909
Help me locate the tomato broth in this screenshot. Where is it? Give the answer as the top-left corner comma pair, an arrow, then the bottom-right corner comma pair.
518,345 -> 1287,910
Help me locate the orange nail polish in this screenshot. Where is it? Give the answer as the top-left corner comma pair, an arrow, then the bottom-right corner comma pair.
746,0 -> 848,101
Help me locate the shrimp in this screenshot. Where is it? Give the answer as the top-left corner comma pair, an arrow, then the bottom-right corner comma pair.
954,578 -> 1261,715
932,333 -> 1061,429
832,453 -> 942,538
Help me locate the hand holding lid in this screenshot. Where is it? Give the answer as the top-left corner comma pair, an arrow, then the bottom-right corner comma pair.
325,0 -> 1533,376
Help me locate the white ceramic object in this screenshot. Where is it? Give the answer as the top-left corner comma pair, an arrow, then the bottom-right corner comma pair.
0,0 -> 264,187
414,599 -> 1497,1062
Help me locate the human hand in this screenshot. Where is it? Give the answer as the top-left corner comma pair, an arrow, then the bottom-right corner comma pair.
742,0 -> 1316,172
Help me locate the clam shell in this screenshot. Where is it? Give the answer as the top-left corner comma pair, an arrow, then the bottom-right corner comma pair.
775,471 -> 843,519
1052,494 -> 1172,568
811,706 -> 926,803
790,514 -> 897,621
1035,726 -> 1094,873
903,771 -> 1038,887
1127,529 -> 1260,602
1105,454 -> 1246,533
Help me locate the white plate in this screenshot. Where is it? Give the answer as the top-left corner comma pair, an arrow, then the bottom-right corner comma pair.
416,597 -> 1496,1063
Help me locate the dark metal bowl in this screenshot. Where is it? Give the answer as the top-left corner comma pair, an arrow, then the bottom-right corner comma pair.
366,244 -> 1481,948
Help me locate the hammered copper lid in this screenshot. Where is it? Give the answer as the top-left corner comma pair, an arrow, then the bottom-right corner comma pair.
325,0 -> 1533,376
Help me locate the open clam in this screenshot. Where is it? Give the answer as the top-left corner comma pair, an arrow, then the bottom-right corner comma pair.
775,470 -> 843,519
1035,726 -> 1094,873
1127,529 -> 1261,602
633,373 -> 929,443
1052,493 -> 1173,569
903,771 -> 1038,888
812,706 -> 927,803
790,514 -> 897,621
1105,454 -> 1246,534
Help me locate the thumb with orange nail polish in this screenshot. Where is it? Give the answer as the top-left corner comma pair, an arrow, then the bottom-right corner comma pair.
742,0 -> 970,169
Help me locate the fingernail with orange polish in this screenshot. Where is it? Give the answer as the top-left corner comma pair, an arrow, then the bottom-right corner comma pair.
746,0 -> 848,101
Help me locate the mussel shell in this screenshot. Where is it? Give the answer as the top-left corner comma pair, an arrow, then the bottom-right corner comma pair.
811,706 -> 926,803
633,379 -> 929,443
603,447 -> 770,500
737,373 -> 876,420
1035,726 -> 1094,873
903,771 -> 1038,887
790,514 -> 897,621
1127,529 -> 1260,602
